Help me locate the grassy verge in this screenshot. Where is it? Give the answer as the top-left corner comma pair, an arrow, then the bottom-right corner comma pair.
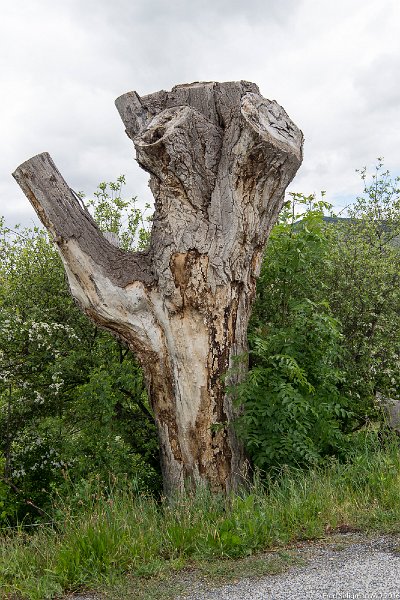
2,435 -> 400,599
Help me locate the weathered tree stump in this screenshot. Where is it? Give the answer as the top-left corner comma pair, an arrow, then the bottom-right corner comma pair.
13,81 -> 303,495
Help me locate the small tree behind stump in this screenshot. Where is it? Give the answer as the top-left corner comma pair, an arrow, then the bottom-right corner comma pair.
13,81 -> 303,495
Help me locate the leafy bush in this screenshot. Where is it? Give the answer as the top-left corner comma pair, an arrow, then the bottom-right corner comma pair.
325,160 -> 400,410
233,299 -> 351,470
231,194 -> 352,470
234,163 -> 400,471
0,182 -> 159,523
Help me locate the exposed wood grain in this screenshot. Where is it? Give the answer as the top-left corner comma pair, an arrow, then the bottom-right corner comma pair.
14,81 -> 303,494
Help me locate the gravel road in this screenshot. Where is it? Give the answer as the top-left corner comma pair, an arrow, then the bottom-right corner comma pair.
181,534 -> 400,599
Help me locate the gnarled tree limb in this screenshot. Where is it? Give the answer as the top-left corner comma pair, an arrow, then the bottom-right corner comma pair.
14,81 -> 303,494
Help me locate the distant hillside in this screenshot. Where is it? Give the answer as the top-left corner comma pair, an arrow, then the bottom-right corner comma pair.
322,216 -> 352,224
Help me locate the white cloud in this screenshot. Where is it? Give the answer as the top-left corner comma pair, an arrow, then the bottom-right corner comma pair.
1,0 -> 399,226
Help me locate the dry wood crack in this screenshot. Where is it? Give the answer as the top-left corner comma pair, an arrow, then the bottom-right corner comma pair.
13,80 -> 303,494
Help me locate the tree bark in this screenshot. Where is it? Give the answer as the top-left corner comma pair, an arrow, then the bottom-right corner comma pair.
13,81 -> 303,495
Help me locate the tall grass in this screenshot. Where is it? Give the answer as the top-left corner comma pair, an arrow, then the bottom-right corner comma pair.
2,433 -> 400,599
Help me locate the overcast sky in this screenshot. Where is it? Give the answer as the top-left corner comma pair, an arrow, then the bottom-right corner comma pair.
1,0 -> 400,227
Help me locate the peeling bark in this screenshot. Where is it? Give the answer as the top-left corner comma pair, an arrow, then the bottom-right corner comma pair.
13,81 -> 303,495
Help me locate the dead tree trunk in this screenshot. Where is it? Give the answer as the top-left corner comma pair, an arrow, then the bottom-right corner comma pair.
13,81 -> 303,495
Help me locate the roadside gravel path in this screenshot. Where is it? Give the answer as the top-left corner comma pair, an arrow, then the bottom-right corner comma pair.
181,534 -> 400,599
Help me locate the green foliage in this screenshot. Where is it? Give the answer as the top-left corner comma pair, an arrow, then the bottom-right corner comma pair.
83,175 -> 152,250
0,185 -> 158,524
325,160 -> 400,408
235,163 -> 400,471
234,194 -> 351,470
233,301 -> 351,470
253,192 -> 332,323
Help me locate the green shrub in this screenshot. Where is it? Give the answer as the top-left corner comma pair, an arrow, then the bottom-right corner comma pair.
232,299 -> 351,470
232,195 -> 352,470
